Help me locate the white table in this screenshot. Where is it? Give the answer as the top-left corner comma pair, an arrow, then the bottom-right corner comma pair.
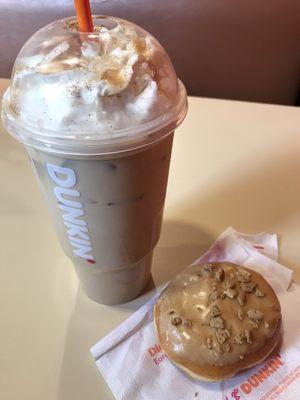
1,78 -> 300,400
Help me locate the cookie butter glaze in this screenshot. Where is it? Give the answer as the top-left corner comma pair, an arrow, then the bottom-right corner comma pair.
155,263 -> 281,369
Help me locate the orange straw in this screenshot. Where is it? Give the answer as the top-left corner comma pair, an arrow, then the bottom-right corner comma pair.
74,0 -> 94,32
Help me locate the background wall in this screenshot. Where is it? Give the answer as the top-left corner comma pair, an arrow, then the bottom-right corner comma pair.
0,0 -> 299,105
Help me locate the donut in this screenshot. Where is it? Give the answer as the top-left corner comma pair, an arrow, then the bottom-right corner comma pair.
154,262 -> 282,381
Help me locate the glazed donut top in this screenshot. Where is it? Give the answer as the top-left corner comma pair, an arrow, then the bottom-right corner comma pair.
155,262 -> 281,367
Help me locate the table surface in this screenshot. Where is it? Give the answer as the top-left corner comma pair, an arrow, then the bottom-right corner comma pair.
1,78 -> 300,400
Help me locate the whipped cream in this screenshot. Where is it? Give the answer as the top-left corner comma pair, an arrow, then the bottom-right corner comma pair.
11,21 -> 175,135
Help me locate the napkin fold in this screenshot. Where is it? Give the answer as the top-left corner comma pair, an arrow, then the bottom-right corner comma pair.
91,227 -> 300,400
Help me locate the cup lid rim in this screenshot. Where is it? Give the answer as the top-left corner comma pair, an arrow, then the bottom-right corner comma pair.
2,80 -> 188,156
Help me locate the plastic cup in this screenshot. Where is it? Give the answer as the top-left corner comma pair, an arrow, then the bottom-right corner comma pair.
1,16 -> 187,304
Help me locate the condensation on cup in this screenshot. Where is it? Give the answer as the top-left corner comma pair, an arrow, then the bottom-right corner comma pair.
1,16 -> 188,304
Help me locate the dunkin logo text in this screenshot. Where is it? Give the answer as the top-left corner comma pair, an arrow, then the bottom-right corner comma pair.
148,344 -> 168,365
225,354 -> 286,399
240,354 -> 284,394
47,163 -> 95,263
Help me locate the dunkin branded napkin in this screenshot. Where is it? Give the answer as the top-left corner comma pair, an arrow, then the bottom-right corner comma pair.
90,227 -> 300,400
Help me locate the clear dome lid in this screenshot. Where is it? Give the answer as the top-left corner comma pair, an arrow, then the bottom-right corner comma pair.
2,16 -> 187,155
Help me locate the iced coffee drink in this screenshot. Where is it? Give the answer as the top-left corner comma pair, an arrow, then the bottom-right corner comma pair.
2,16 -> 187,304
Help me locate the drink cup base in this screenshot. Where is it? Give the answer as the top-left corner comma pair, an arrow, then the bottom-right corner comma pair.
76,251 -> 154,305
